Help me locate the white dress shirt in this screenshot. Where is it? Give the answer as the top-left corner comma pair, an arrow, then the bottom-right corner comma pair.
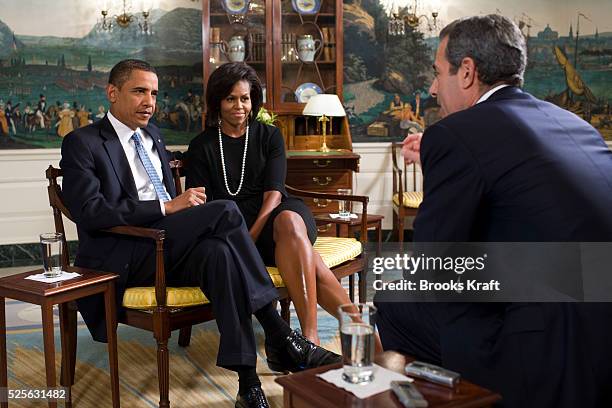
476,84 -> 511,104
107,111 -> 168,214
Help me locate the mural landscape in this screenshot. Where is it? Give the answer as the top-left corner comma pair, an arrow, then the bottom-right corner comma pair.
0,2 -> 203,149
0,0 -> 610,148
343,0 -> 612,142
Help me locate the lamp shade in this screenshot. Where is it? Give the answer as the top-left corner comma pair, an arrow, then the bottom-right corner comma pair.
302,94 -> 346,117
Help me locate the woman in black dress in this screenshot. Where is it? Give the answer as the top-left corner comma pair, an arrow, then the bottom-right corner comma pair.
186,62 -> 356,345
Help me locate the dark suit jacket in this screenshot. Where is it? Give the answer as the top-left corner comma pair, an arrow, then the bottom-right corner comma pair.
414,87 -> 612,406
60,115 -> 177,341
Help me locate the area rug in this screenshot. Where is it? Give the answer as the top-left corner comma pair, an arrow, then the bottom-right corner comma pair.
4,300 -> 342,407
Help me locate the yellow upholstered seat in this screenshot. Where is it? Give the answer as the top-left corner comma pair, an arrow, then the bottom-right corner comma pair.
393,191 -> 423,208
123,236 -> 362,309
123,286 -> 210,309
314,236 -> 363,266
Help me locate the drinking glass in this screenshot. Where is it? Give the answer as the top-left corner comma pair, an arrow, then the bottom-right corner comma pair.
337,188 -> 352,219
40,232 -> 63,278
338,303 -> 377,384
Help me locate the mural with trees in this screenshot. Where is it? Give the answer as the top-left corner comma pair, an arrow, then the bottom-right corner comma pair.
0,2 -> 203,149
343,0 -> 612,143
343,0 -> 436,142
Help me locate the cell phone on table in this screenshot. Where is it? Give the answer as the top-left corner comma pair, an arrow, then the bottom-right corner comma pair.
405,361 -> 460,388
390,380 -> 428,408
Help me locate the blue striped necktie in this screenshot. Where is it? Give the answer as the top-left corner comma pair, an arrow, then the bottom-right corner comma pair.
131,132 -> 171,202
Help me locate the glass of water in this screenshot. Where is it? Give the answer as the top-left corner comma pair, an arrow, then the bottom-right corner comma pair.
40,232 -> 63,278
338,303 -> 377,384
337,188 -> 352,219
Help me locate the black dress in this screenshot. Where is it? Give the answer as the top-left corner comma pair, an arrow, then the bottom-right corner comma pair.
186,121 -> 317,265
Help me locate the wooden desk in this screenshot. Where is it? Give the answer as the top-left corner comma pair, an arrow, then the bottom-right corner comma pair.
0,266 -> 120,408
286,151 -> 360,215
276,351 -> 501,408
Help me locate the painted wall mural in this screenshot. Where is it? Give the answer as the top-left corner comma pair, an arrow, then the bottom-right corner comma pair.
0,0 -> 203,149
1,0 -> 610,148
343,0 -> 612,142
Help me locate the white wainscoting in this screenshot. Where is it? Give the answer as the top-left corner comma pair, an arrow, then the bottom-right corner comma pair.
0,149 -> 74,245
0,144 -> 405,245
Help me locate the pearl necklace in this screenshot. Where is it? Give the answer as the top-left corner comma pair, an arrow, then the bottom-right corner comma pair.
219,124 -> 249,196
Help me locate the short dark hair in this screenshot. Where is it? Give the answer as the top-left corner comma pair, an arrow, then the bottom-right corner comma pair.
108,59 -> 157,88
439,14 -> 527,87
205,62 -> 263,127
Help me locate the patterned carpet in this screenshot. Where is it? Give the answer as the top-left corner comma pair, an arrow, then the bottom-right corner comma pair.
4,300 -> 341,407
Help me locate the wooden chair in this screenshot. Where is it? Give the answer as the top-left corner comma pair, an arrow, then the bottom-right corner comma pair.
391,142 -> 423,245
46,162 -> 368,407
46,165 -> 292,408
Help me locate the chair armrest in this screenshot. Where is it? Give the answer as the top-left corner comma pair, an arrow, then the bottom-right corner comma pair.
102,225 -> 165,241
390,143 -> 404,184
392,160 -> 403,175
101,226 -> 168,307
390,143 -> 404,197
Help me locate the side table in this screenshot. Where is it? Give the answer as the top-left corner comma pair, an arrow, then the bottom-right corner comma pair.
314,213 -> 384,255
314,213 -> 384,303
276,351 -> 501,408
0,266 -> 120,408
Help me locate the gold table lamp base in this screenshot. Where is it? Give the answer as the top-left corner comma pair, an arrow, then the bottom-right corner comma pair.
319,114 -> 331,152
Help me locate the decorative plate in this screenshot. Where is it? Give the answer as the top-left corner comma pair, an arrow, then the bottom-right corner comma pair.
291,0 -> 321,15
221,0 -> 250,15
295,82 -> 323,103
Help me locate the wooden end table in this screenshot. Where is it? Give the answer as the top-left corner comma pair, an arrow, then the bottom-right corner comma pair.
0,266 -> 120,408
276,351 -> 501,408
314,213 -> 384,256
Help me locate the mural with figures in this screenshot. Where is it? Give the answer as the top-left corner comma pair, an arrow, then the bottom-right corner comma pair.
343,0 -> 612,142
1,0 -> 611,148
0,0 -> 203,149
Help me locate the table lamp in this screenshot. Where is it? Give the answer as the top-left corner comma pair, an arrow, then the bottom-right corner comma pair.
302,94 -> 346,152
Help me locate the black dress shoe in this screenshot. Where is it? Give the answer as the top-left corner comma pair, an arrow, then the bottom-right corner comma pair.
235,385 -> 269,408
265,330 -> 342,372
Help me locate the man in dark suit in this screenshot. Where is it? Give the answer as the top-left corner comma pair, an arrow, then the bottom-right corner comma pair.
375,15 -> 612,407
60,59 -> 339,408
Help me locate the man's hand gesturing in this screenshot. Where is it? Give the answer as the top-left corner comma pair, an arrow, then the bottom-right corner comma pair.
402,133 -> 422,165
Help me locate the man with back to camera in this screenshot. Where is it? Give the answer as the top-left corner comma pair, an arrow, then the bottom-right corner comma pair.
60,59 -> 340,408
375,15 -> 612,407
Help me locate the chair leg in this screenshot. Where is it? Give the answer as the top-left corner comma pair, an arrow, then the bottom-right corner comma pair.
154,310 -> 170,408
348,275 -> 355,302
392,211 -> 399,240
398,216 -> 405,249
178,326 -> 192,347
59,301 -> 77,387
280,298 -> 290,323
358,269 -> 367,303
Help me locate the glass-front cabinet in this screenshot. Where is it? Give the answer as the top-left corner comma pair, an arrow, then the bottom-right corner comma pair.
203,0 -> 272,107
273,0 -> 342,112
202,0 -> 343,115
